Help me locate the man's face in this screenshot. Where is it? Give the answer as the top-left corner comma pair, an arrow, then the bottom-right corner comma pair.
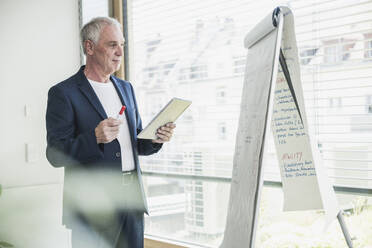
87,24 -> 125,75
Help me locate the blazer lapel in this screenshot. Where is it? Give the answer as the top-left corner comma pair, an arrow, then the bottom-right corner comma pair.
77,69 -> 108,120
111,76 -> 136,138
110,76 -> 128,107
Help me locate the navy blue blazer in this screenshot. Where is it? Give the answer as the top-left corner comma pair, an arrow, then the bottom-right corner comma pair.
46,66 -> 161,225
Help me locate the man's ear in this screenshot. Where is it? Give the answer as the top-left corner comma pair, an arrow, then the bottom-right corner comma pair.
85,40 -> 94,55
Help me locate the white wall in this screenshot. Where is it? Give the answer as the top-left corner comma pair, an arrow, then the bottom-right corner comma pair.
0,0 -> 80,247
0,0 -> 80,186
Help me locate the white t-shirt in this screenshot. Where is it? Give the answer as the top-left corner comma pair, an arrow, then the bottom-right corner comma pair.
88,79 -> 135,172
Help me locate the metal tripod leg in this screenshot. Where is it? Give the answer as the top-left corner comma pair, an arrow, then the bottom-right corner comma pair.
337,211 -> 353,248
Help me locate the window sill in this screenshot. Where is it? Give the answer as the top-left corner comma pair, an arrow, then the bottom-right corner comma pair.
144,236 -> 188,248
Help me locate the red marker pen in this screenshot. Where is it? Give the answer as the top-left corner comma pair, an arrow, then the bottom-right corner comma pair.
116,106 -> 126,119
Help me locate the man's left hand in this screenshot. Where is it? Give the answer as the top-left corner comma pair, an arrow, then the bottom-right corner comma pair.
152,122 -> 176,143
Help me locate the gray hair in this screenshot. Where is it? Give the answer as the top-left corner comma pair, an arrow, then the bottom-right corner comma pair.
80,17 -> 121,54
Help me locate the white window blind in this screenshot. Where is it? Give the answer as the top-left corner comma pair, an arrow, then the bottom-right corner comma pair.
129,0 -> 372,246
131,0 -> 372,188
131,0 -> 372,189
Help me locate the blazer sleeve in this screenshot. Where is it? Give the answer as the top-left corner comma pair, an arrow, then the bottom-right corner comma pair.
46,85 -> 104,167
128,83 -> 163,156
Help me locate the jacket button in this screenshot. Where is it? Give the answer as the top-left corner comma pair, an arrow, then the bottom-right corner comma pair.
116,152 -> 121,158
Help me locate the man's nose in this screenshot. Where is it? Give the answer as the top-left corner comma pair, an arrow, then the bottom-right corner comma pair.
116,45 -> 123,56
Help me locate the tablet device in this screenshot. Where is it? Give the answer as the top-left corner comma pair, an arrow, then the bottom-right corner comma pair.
137,98 -> 192,140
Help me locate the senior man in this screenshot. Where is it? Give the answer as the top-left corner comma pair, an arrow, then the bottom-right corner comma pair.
46,17 -> 175,248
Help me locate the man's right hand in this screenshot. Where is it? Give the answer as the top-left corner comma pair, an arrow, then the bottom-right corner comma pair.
95,118 -> 122,144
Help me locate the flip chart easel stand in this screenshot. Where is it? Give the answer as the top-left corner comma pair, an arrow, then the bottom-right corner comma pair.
221,7 -> 355,248
272,8 -> 354,248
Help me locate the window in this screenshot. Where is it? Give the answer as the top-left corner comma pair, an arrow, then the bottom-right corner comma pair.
324,44 -> 339,63
366,95 -> 372,114
190,65 -> 208,80
145,36 -> 161,57
195,193 -> 203,200
195,206 -> 203,212
366,40 -> 372,58
329,97 -> 342,109
218,122 -> 227,140
195,221 -> 204,227
323,38 -> 356,64
163,62 -> 176,75
143,66 -> 158,80
178,65 -> 208,82
299,47 -> 318,65
233,56 -> 246,74
216,87 -> 226,103
364,33 -> 372,59
129,0 -> 372,247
